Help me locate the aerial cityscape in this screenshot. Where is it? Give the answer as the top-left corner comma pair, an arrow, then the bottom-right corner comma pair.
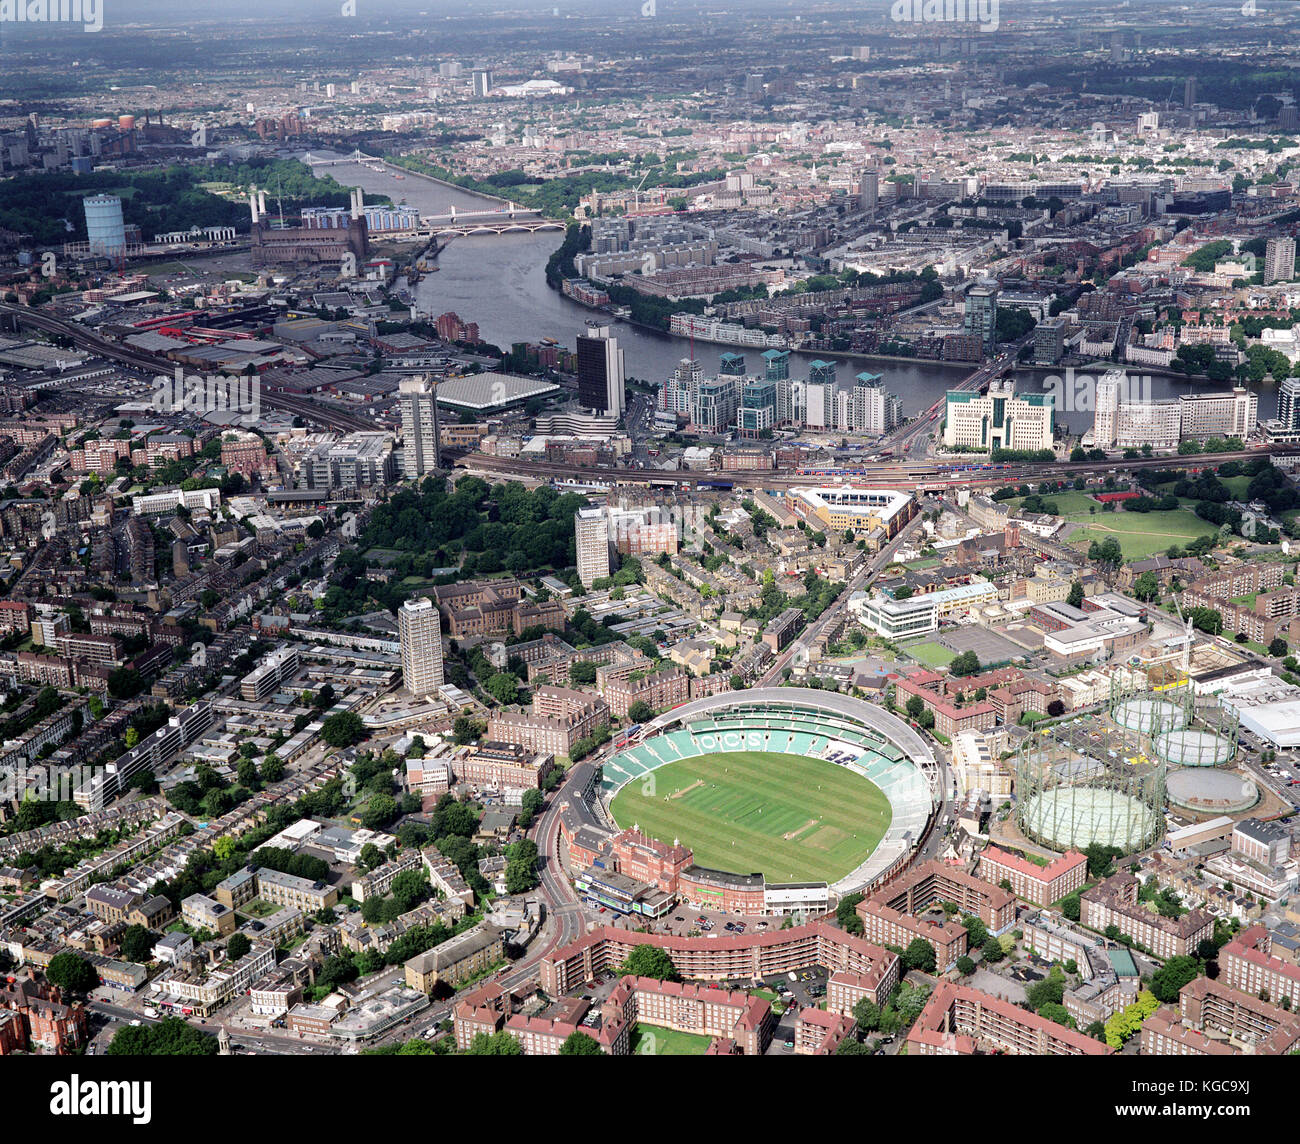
0,0 -> 1297,1099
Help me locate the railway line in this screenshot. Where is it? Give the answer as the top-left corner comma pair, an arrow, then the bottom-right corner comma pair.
456,446 -> 1296,494
7,303 -> 1297,489
0,303 -> 381,436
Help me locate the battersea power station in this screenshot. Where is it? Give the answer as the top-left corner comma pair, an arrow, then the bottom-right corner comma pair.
249,185 -> 370,267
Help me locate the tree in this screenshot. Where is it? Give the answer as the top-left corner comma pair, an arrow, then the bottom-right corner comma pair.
902,937 -> 937,973
955,955 -> 976,976
1066,580 -> 1084,608
1084,843 -> 1122,879
568,661 -> 598,686
837,892 -> 865,936
981,934 -> 1006,963
836,997 -> 880,1041
358,842 -> 385,873
452,716 -> 483,745
362,792 -> 398,829
559,1030 -> 604,1055
621,944 -> 679,981
485,672 -> 520,707
321,711 -> 366,748
1131,571 -> 1160,603
1038,1002 -> 1074,1028
627,700 -> 655,724
467,1030 -> 523,1055
1150,955 -> 1201,1003
1026,969 -> 1067,1012
949,650 -> 981,677
46,951 -> 97,994
391,869 -> 432,912
1059,892 -> 1082,922
107,1016 -> 216,1056
236,757 -> 259,789
120,925 -> 157,964
107,668 -> 145,700
960,914 -> 989,950
1269,637 -> 1289,658
505,840 -> 540,895
227,933 -> 252,961
261,753 -> 284,782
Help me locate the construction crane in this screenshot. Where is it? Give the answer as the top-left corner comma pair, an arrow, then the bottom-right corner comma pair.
632,168 -> 651,213
1169,587 -> 1194,678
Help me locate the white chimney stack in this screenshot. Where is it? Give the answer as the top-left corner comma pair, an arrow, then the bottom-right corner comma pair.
249,187 -> 260,224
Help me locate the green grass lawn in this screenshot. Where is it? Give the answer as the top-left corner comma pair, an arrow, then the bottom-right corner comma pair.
1066,509 -> 1219,560
608,750 -> 892,883
904,640 -> 957,669
630,1023 -> 715,1056
1218,475 -> 1253,500
1010,491 -> 1099,516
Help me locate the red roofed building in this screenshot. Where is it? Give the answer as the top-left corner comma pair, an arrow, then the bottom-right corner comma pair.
0,600 -> 31,636
873,859 -> 1017,931
794,1007 -> 855,1055
978,846 -> 1087,906
856,897 -> 968,972
827,969 -> 892,1015
1177,976 -> 1300,1055
452,982 -> 509,1050
505,1009 -> 630,1056
604,975 -> 774,1055
1220,926 -> 1300,1010
0,976 -> 88,1055
891,673 -> 996,738
907,981 -> 1113,1056
611,829 -> 694,894
1140,1007 -> 1237,1056
541,922 -> 899,1000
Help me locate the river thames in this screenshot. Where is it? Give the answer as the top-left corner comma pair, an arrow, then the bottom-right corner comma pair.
318,156 -> 1283,433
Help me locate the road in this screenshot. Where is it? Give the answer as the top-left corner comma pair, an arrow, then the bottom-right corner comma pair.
882,334 -> 1035,460
759,507 -> 930,686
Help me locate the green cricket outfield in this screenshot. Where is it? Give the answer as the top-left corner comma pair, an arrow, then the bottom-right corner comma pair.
608,750 -> 892,884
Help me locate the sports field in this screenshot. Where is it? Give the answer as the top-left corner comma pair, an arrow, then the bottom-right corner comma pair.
904,640 -> 956,669
608,750 -> 892,883
630,1023 -> 714,1055
1065,508 -> 1217,560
